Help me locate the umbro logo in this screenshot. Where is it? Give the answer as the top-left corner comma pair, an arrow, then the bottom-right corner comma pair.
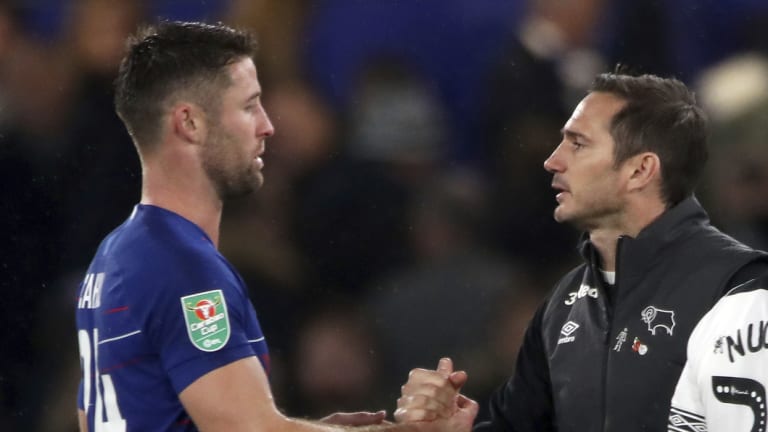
558,321 -> 580,345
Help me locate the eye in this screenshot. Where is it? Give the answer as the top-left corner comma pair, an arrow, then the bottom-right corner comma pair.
572,141 -> 584,150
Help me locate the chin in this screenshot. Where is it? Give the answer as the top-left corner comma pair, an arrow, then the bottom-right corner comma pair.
253,172 -> 265,190
244,176 -> 264,194
220,177 -> 263,200
242,169 -> 264,192
553,208 -> 585,229
553,206 -> 568,223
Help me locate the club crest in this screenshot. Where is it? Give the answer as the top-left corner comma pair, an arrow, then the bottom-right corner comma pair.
641,306 -> 676,336
181,289 -> 230,352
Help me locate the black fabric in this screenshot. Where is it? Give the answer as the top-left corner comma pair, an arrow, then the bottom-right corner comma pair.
475,300 -> 556,432
726,259 -> 768,290
727,273 -> 768,297
476,197 -> 768,432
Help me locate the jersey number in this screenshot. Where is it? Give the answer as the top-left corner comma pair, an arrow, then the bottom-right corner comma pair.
712,376 -> 766,432
79,329 -> 127,432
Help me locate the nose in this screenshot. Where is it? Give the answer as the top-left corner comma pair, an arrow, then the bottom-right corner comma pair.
543,143 -> 564,174
258,106 -> 275,138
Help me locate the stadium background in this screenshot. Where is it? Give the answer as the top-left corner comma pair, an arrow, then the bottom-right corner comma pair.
2,0 -> 768,430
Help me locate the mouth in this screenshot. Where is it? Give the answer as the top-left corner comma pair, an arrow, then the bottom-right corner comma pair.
551,180 -> 569,202
254,147 -> 265,169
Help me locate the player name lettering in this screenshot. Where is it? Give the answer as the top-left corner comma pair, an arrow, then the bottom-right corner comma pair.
191,312 -> 225,332
78,272 -> 105,309
725,320 -> 768,363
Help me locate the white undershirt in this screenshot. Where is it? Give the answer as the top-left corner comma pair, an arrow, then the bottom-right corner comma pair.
600,270 -> 616,286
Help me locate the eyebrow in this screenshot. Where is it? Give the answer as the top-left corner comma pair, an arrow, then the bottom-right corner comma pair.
560,128 -> 591,142
245,91 -> 262,103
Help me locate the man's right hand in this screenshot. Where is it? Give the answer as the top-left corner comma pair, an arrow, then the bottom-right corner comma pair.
424,392 -> 478,432
394,358 -> 474,423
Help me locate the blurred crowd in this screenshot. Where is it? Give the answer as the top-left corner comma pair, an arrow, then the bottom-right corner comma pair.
2,0 -> 768,430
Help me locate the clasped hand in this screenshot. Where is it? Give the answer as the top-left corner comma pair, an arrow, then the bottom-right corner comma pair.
395,358 -> 478,429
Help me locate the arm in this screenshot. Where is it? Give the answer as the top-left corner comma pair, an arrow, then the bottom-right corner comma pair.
78,409 -> 87,432
668,358 -> 706,430
396,305 -> 555,431
180,356 -> 477,432
669,283 -> 768,431
475,302 -> 555,432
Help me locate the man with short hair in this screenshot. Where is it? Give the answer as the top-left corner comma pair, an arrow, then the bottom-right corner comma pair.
75,21 -> 477,432
394,72 -> 768,431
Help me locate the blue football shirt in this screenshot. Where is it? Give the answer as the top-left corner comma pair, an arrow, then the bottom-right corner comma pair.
76,204 -> 270,431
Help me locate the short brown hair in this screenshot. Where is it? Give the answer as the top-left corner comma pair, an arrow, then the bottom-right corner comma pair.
591,71 -> 708,206
114,21 -> 257,148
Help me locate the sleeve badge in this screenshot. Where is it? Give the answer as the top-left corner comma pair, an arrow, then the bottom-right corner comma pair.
180,289 -> 231,352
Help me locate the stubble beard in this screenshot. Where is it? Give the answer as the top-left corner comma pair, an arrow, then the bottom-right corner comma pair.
554,196 -> 622,232
202,127 -> 263,201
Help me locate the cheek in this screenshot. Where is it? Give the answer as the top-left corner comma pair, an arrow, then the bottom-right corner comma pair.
222,109 -> 252,131
239,113 -> 259,138
574,166 -> 616,197
589,171 -> 623,200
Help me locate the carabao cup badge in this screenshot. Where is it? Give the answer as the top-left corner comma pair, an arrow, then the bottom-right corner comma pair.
181,289 -> 230,352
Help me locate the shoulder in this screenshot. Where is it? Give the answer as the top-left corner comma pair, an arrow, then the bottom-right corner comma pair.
683,218 -> 767,261
541,264 -> 589,317
548,264 -> 589,298
107,207 -> 241,301
672,222 -> 768,288
694,276 -> 768,337
725,275 -> 768,298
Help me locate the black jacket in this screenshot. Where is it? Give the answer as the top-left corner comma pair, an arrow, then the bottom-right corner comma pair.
476,197 -> 768,432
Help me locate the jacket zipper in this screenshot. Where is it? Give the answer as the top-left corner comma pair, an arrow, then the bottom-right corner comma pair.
601,236 -> 623,432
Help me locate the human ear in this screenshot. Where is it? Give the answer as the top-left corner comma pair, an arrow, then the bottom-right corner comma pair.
171,103 -> 206,144
626,152 -> 661,192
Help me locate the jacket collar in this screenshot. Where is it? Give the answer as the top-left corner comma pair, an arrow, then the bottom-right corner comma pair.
577,196 -> 709,271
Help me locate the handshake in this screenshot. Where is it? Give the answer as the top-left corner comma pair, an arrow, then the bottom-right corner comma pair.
325,357 -> 478,432
395,357 -> 477,427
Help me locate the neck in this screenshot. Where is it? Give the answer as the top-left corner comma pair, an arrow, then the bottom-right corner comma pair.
588,198 -> 667,271
139,150 -> 223,247
588,228 -> 622,271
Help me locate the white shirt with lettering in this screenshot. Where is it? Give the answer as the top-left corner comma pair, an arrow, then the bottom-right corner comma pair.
668,282 -> 768,432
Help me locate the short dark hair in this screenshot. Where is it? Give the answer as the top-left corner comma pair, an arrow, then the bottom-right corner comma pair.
590,71 -> 708,206
114,21 -> 258,148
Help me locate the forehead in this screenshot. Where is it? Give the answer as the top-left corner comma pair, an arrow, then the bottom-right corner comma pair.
565,91 -> 626,134
223,57 -> 260,94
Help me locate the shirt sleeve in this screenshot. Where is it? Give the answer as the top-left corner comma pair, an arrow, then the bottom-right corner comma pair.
78,379 -> 84,410
669,285 -> 768,432
143,254 -> 263,394
474,301 -> 556,432
668,361 -> 707,431
668,305 -> 708,431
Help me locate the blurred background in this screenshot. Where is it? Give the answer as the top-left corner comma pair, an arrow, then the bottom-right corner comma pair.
2,0 -> 768,430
